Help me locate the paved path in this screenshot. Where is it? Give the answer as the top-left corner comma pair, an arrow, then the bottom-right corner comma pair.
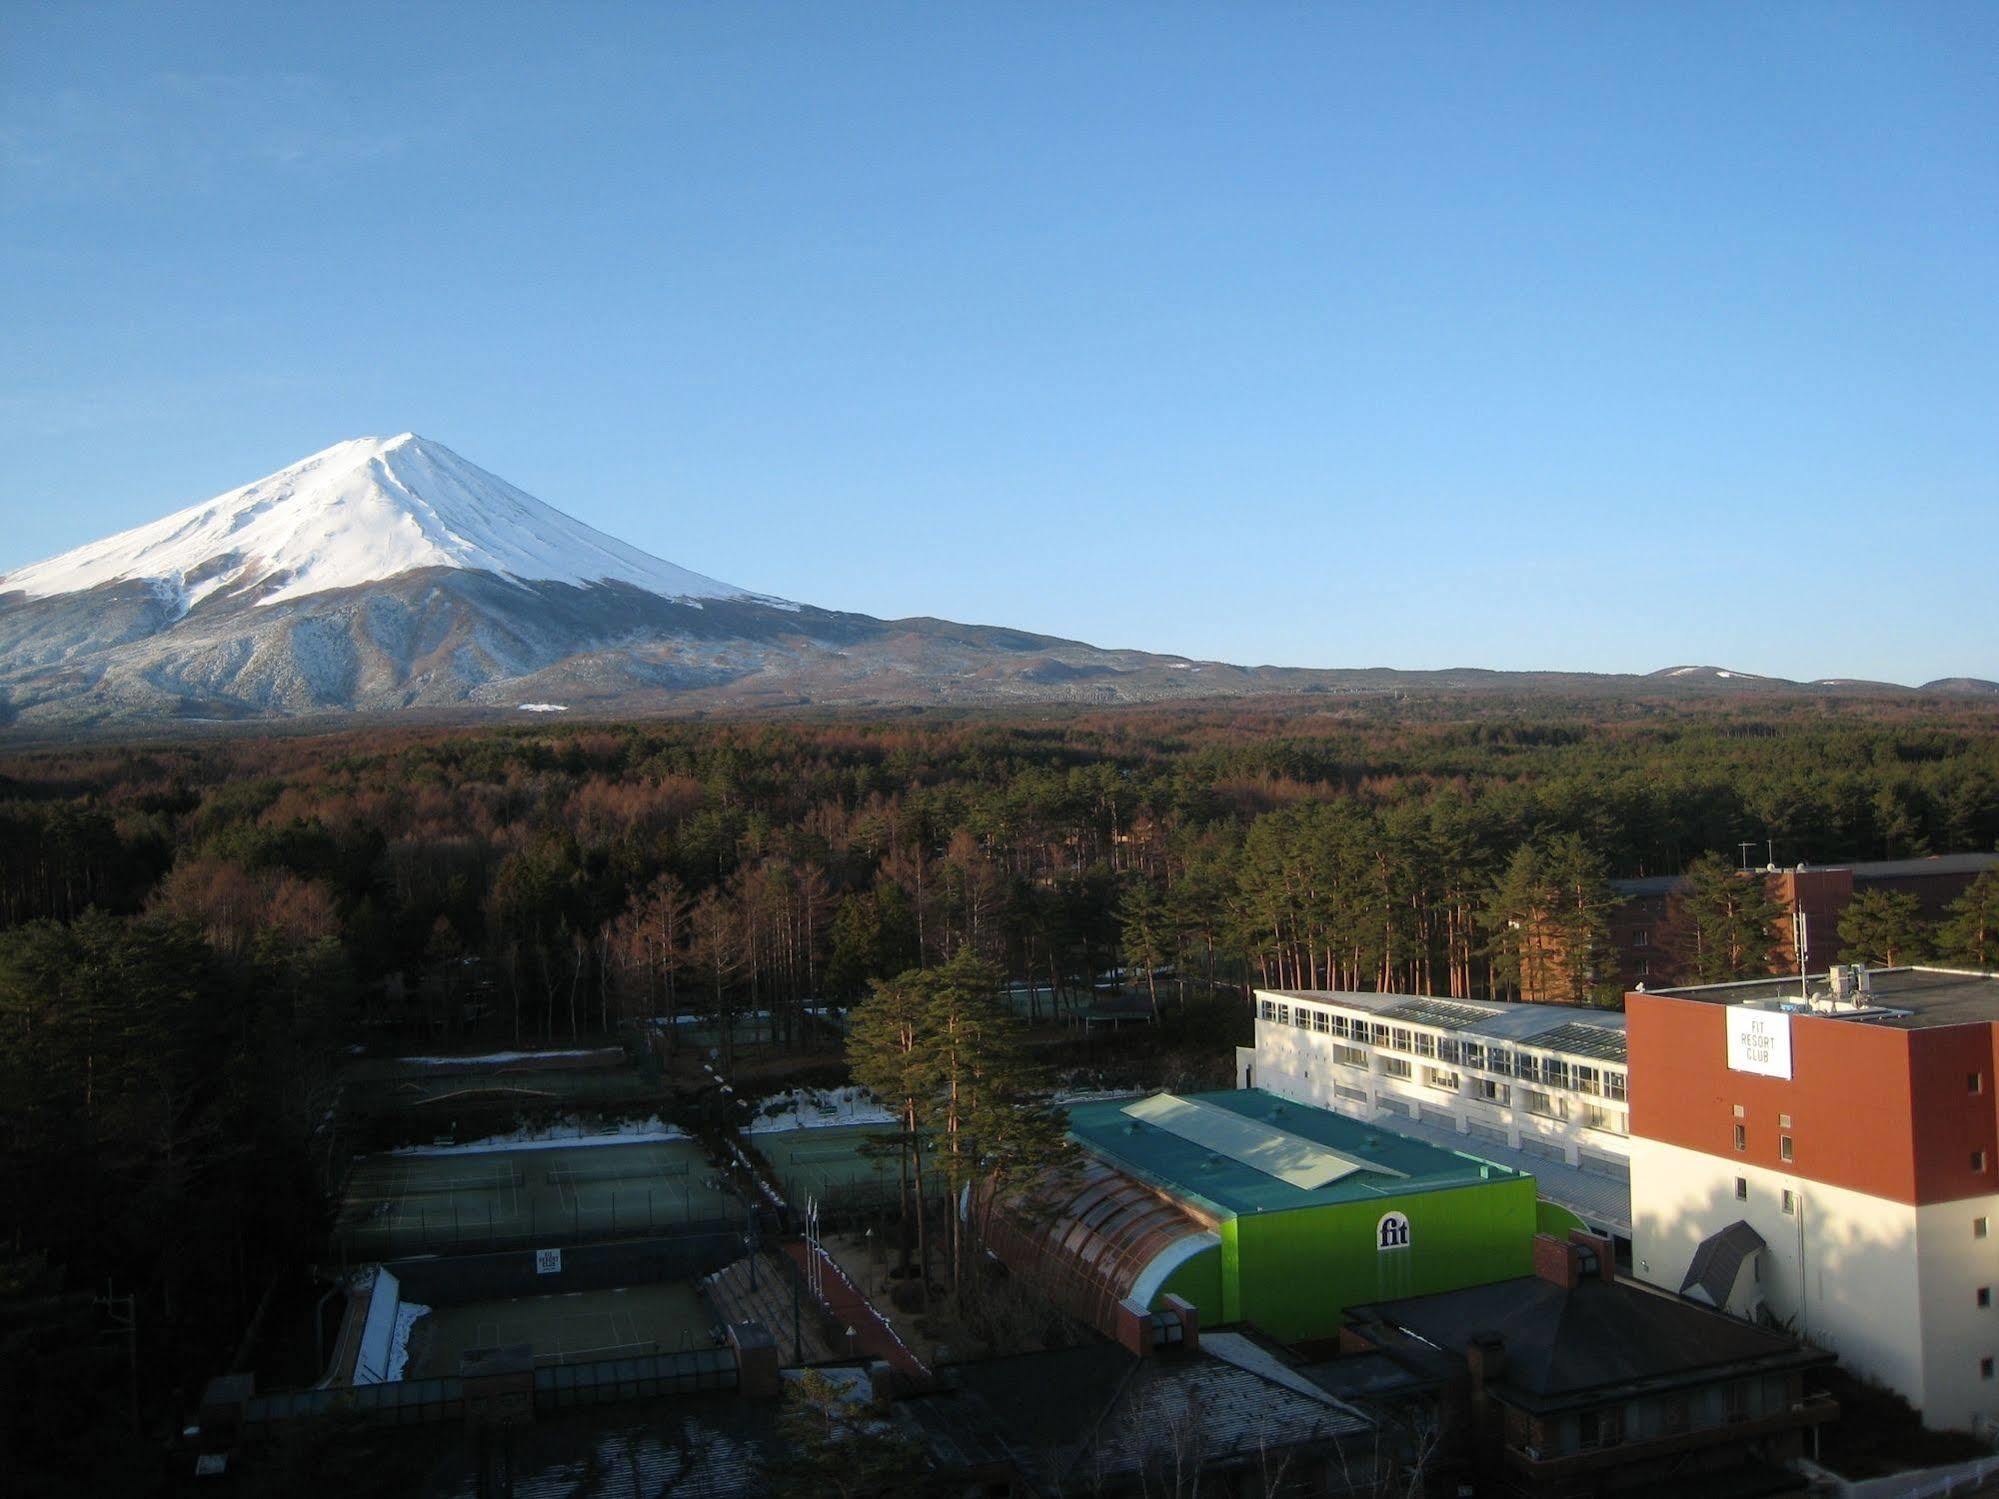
781,1239 -> 929,1378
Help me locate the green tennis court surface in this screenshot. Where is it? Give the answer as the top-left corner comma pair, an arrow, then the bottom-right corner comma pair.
756,1124 -> 944,1216
336,1138 -> 734,1258
404,1282 -> 715,1377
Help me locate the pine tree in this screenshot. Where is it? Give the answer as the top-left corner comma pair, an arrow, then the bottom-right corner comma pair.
1937,871 -> 1999,970
1837,889 -> 1929,967
1665,854 -> 1782,984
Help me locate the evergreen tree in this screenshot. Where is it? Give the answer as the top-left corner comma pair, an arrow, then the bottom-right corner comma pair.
760,1367 -> 930,1499
1665,854 -> 1782,984
1837,889 -> 1929,967
1116,877 -> 1171,1018
1936,871 -> 1999,970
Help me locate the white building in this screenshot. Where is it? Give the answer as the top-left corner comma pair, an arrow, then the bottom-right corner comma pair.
1240,990 -> 1632,1234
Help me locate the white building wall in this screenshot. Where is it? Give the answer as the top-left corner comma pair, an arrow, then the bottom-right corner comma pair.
1915,1194 -> 1999,1434
1244,996 -> 1631,1170
1630,1136 -> 1928,1413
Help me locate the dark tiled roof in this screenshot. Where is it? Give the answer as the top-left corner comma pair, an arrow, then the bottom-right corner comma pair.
1350,1275 -> 1827,1414
1681,1221 -> 1766,1306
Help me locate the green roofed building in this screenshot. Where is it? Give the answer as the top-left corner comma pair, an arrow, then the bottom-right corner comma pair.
986,1089 -> 1539,1345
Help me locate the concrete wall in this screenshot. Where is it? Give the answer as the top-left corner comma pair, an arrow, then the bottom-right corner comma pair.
1630,1135 -> 1928,1412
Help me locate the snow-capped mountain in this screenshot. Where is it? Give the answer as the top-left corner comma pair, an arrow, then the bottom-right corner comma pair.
2,434 -> 761,612
1,436 -> 1989,729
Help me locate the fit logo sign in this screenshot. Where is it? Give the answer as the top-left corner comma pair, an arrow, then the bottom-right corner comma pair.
1376,1211 -> 1412,1252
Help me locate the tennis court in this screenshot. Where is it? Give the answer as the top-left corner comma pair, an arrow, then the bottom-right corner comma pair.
335,1138 -> 736,1259
404,1283 -> 716,1377
758,1124 -> 941,1218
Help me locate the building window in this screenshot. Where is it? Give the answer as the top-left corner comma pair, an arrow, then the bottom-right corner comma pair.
1734,1124 -> 1747,1151
1976,1151 -> 1989,1173
1661,1396 -> 1688,1435
1782,1189 -> 1796,1215
1460,1042 -> 1485,1071
1578,1406 -> 1625,1449
1414,1032 -> 1438,1059
1973,1073 -> 1985,1095
1329,1013 -> 1351,1039
1735,1177 -> 1748,1201
1733,1103 -> 1746,1119
1984,1358 -> 1995,1381
1380,1056 -> 1412,1080
1633,928 -> 1649,948
1423,1067 -> 1460,1092
1293,1006 -> 1311,1028
1724,1383 -> 1750,1423
1575,1065 -> 1601,1097
1780,1113 -> 1793,1129
1976,1217 -> 1989,1240
1582,1104 -> 1626,1135
1390,1027 -> 1413,1053
1274,1003 -> 1289,1026
1334,1044 -> 1368,1070
1372,1024 -> 1393,1047
1525,1090 -> 1567,1122
1781,1135 -> 1794,1162
1474,1079 -> 1510,1106
1977,1287 -> 1991,1309
1311,1010 -> 1330,1033
1606,1071 -> 1627,1101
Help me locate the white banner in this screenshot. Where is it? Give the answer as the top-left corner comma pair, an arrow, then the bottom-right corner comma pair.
1726,1006 -> 1792,1080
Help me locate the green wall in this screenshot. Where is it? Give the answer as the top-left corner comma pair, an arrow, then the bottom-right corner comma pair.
1201,1177 -> 1538,1342
1535,1199 -> 1587,1237
1157,1242 -> 1224,1316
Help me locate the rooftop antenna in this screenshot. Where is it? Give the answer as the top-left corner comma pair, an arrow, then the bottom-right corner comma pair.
1795,911 -> 1810,1001
1739,842 -> 1757,873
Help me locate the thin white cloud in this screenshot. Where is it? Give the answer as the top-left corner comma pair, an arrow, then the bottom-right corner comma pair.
0,71 -> 406,200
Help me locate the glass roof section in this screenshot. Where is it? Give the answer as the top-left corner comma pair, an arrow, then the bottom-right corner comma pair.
1121,1093 -> 1405,1190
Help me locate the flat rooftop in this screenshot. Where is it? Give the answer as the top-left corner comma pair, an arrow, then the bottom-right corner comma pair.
1260,990 -> 1627,1063
1065,1089 -> 1527,1218
1647,967 -> 1999,1031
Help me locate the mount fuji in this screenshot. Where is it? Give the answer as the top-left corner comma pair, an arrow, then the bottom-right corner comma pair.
1,434 -> 1985,729
0,433 -> 1309,726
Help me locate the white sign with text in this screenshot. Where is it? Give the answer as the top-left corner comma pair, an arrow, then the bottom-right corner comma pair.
1726,1006 -> 1792,1080
535,1247 -> 562,1275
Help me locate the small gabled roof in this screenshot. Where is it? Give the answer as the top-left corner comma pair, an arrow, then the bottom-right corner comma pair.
1680,1220 -> 1767,1307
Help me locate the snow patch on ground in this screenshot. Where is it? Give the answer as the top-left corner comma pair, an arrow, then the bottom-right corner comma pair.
396,1048 -> 616,1067
745,1085 -> 896,1134
518,702 -> 570,713
391,1115 -> 685,1157
386,1299 -> 430,1382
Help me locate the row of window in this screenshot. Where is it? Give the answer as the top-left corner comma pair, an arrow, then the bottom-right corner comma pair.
1324,1042 -> 1630,1134
1259,1000 -> 1628,1100
1572,1382 -> 1757,1453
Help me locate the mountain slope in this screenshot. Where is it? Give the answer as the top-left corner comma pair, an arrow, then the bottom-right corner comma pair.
1,435 -> 761,612
1,436 -> 1991,729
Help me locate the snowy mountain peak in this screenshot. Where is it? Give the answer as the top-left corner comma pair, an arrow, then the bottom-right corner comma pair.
1,434 -> 760,612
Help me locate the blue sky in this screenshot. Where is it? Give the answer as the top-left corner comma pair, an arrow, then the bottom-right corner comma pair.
3,3 -> 1993,682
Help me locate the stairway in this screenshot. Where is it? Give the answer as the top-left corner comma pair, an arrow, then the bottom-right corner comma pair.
700,1253 -> 841,1366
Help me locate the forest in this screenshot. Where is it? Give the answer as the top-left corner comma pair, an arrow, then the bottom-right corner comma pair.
3,697 -> 1999,1489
